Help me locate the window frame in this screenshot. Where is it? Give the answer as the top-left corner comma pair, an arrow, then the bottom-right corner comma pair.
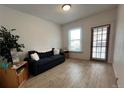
68,28 -> 82,52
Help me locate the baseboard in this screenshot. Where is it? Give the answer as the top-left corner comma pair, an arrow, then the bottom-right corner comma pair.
112,63 -> 119,88
68,57 -> 112,64
68,57 -> 90,61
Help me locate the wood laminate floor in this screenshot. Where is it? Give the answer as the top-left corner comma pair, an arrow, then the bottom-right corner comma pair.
21,59 -> 117,88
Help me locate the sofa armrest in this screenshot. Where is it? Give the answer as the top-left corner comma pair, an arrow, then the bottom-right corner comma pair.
24,57 -> 39,75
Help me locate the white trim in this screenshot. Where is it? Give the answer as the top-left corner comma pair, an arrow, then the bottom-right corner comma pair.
113,63 -> 119,88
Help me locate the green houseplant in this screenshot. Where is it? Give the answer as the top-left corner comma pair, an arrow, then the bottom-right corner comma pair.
0,26 -> 25,63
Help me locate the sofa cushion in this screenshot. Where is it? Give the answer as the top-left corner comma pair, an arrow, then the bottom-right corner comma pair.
50,55 -> 64,61
37,55 -> 64,66
37,58 -> 53,65
38,50 -> 53,58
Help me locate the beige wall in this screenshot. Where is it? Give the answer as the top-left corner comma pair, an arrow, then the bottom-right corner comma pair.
113,5 -> 124,87
0,5 -> 62,52
62,8 -> 117,63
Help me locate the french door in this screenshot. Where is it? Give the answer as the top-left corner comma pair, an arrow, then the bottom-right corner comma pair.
90,24 -> 110,62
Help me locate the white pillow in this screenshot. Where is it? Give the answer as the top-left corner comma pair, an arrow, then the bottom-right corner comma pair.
31,53 -> 40,61
54,49 -> 60,55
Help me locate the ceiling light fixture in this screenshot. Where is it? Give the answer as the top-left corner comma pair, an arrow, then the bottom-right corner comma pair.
62,4 -> 71,11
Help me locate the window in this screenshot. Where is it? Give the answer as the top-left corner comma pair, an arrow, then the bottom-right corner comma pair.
68,28 -> 82,52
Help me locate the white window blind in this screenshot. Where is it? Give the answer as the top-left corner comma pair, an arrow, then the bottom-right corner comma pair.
68,28 -> 82,52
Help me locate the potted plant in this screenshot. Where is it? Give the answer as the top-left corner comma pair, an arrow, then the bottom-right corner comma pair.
0,26 -> 25,63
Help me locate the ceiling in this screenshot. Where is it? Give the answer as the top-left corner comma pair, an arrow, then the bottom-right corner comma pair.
4,4 -> 117,25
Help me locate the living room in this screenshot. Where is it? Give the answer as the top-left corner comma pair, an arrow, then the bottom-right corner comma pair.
0,2 -> 124,90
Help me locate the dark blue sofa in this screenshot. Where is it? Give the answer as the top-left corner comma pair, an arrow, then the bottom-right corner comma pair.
25,49 -> 65,76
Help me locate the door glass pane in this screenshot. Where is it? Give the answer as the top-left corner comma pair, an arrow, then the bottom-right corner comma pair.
98,34 -> 102,40
98,28 -> 102,32
94,30 -> 97,35
97,47 -> 101,53
98,31 -> 102,34
93,35 -> 97,41
103,30 -> 107,34
101,53 -> 105,59
101,47 -> 106,53
93,52 -> 96,58
102,34 -> 107,40
97,41 -> 102,47
102,41 -> 106,46
93,42 -> 96,46
97,53 -> 101,58
93,47 -> 97,52
103,27 -> 107,32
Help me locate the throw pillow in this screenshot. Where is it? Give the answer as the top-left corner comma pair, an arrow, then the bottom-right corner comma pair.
54,48 -> 60,55
31,53 -> 40,61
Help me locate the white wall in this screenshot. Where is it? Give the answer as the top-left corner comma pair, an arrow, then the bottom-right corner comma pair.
62,8 -> 117,63
113,5 -> 124,88
0,5 -> 62,52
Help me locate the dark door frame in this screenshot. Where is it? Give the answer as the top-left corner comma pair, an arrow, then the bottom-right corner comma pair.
90,24 -> 110,62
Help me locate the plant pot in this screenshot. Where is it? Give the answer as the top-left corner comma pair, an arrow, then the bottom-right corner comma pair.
1,62 -> 11,70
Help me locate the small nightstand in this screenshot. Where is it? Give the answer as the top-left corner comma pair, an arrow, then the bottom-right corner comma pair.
0,61 -> 29,88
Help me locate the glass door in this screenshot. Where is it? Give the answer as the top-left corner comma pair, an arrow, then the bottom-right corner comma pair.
90,24 -> 110,62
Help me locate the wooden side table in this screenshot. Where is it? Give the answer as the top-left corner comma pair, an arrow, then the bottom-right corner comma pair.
64,50 -> 69,59
0,61 -> 29,88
